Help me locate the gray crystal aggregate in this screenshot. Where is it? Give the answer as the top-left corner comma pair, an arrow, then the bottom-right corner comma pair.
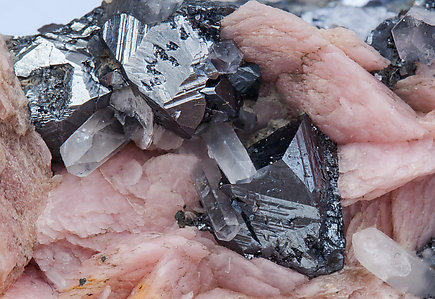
392,6 -> 435,65
8,8 -> 113,159
60,107 -> 129,177
202,123 -> 256,184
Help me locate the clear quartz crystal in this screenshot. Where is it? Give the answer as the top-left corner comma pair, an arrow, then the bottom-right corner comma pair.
192,166 -> 240,242
353,228 -> 435,298
202,123 -> 256,184
60,108 -> 129,177
209,40 -> 243,74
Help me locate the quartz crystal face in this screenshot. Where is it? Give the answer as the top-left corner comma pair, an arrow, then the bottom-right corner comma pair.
209,40 -> 243,74
220,116 -> 345,277
7,8 -> 113,160
392,6 -> 435,65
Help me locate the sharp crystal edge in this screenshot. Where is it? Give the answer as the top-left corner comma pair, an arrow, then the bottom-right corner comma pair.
60,107 -> 129,177
7,7 -> 113,160
220,116 -> 345,277
353,228 -> 435,298
103,12 -> 210,138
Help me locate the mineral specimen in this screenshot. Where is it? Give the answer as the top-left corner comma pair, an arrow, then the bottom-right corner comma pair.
8,8 -> 112,159
201,122 -> 256,184
228,63 -> 262,101
209,40 -> 243,74
202,78 -> 241,119
104,12 -> 209,138
391,6 -> 435,65
221,116 -> 344,277
418,238 -> 435,270
353,228 -> 435,298
60,108 -> 129,177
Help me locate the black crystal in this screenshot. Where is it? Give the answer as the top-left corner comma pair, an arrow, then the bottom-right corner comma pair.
220,116 -> 345,277
202,78 -> 242,120
229,63 -> 262,102
418,238 -> 435,271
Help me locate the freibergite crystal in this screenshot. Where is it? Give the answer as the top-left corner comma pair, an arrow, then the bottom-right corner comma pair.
220,116 -> 344,277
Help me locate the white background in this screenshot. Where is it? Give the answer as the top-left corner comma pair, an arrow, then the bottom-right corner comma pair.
0,0 -> 103,36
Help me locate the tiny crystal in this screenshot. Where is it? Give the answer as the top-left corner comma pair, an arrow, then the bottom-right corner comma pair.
353,228 -> 435,298
202,123 -> 256,184
60,108 -> 128,177
209,40 -> 243,74
202,78 -> 241,119
228,63 -> 262,101
392,6 -> 435,64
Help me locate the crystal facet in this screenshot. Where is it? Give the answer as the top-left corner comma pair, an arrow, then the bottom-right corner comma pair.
202,123 -> 256,184
392,6 -> 435,64
220,116 -> 344,277
8,8 -> 113,160
202,78 -> 241,119
353,228 -> 435,298
110,87 -> 154,149
192,165 -> 241,242
228,63 -> 262,102
209,40 -> 243,74
60,108 -> 129,177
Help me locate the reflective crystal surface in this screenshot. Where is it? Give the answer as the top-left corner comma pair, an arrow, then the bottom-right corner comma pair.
209,40 -> 243,74
418,238 -> 435,270
110,87 -> 154,149
105,0 -> 183,25
202,123 -> 256,184
353,228 -> 435,298
60,108 -> 129,177
192,165 -> 241,241
228,63 -> 262,102
220,116 -> 344,277
8,8 -> 113,159
109,14 -> 209,138
202,78 -> 241,119
392,6 -> 435,65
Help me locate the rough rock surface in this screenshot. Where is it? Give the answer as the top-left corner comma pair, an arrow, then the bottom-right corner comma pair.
34,145 -> 308,298
320,27 -> 390,72
0,37 -> 52,294
338,139 -> 435,203
221,1 -> 428,145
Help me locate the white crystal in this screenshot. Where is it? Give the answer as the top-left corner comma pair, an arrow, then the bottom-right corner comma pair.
353,228 -> 435,298
202,123 -> 256,184
60,108 -> 128,177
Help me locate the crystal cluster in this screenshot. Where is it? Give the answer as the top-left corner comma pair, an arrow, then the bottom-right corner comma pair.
8,0 -> 345,278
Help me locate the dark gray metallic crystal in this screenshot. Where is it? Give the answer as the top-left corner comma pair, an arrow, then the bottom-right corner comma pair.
103,13 -> 209,138
8,8 -> 113,160
229,63 -> 262,102
220,116 -> 345,277
202,78 -> 241,119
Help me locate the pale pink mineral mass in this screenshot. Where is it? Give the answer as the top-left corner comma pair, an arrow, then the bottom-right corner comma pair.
221,1 -> 427,144
0,37 -> 52,294
395,75 -> 435,113
320,27 -> 390,72
338,139 -> 435,203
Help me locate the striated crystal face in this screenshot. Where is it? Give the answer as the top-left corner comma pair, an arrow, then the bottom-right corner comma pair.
60,108 -> 129,177
220,116 -> 344,277
392,6 -> 435,65
353,228 -> 435,298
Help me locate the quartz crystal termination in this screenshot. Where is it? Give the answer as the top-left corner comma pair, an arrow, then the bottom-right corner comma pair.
353,228 -> 435,298
60,107 -> 129,177
220,116 -> 345,277
391,6 -> 435,65
7,7 -> 113,160
202,123 -> 256,184
102,12 -> 209,138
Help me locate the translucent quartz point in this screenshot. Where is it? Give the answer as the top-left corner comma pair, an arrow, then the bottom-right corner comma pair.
392,6 -> 435,64
192,166 -> 240,241
353,228 -> 435,298
60,108 -> 129,177
209,40 -> 243,74
202,123 -> 256,184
